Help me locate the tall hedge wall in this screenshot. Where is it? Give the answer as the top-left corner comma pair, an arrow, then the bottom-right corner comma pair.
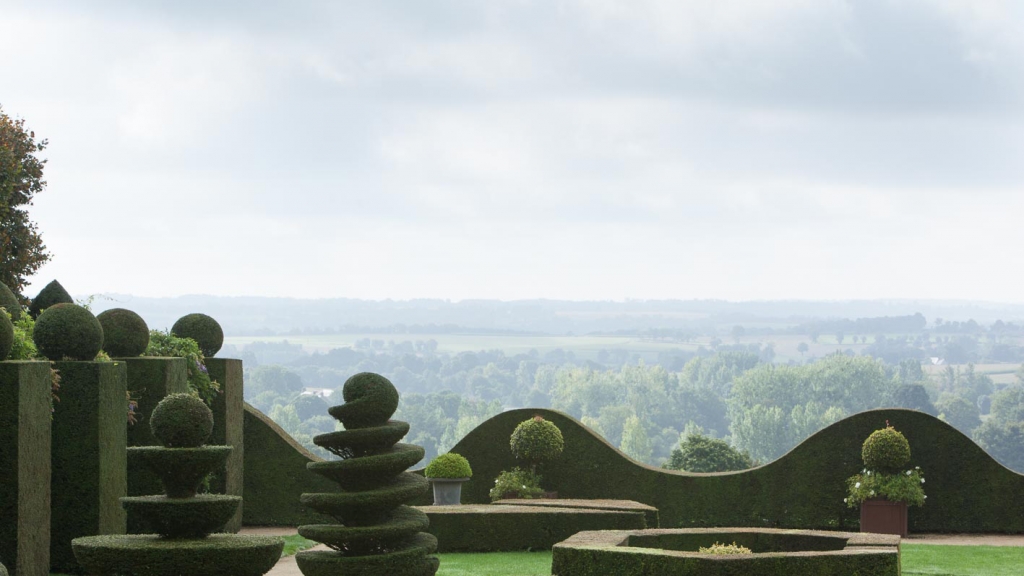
206,358 -> 245,532
441,408 -> 1024,533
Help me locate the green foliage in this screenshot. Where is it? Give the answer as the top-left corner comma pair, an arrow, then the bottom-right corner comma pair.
619,414 -> 652,463
846,467 -> 926,507
145,330 -> 220,405
936,394 -> 982,434
330,372 -> 401,429
990,386 -> 1024,424
121,494 -> 241,538
130,446 -> 232,499
973,419 -> 1024,472
149,393 -> 214,448
488,467 -> 544,501
0,106 -> 50,300
6,311 -> 37,360
0,280 -> 21,320
97,308 -> 150,357
663,432 -> 754,473
861,425 -> 911,472
171,312 -> 224,357
0,311 -> 11,360
510,416 -> 564,468
71,534 -> 283,576
28,279 -> 72,319
698,542 -> 753,555
425,452 -> 473,479
32,302 -> 103,361
890,384 -> 937,416
292,392 -> 329,421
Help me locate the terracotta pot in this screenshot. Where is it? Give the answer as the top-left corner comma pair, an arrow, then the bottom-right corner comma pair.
860,498 -> 908,537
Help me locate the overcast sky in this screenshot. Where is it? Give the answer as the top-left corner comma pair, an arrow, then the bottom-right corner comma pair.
2,1 -> 1022,302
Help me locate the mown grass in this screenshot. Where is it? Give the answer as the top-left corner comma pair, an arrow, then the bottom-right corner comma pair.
436,551 -> 553,576
901,543 -> 1024,576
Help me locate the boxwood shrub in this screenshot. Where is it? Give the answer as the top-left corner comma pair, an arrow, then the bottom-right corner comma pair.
424,453 -> 472,479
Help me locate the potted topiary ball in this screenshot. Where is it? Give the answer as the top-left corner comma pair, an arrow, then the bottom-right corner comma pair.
424,452 -> 472,506
845,422 -> 926,537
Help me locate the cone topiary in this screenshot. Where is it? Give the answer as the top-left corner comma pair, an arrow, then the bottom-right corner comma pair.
0,312 -> 13,361
171,313 -> 224,357
862,425 -> 912,473
32,303 -> 104,361
0,280 -> 21,320
150,393 -> 214,448
29,279 -> 73,319
97,308 -> 150,357
297,372 -> 438,576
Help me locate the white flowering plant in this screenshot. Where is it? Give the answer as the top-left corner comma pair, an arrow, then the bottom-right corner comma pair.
488,467 -> 544,502
846,466 -> 926,508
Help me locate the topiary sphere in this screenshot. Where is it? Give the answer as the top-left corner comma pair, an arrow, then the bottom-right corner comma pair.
29,279 -> 74,319
510,416 -> 564,466
862,425 -> 911,472
97,308 -> 150,357
33,303 -> 104,361
150,393 -> 214,448
424,452 -> 473,479
0,312 -> 12,361
171,313 -> 224,357
0,281 -> 21,321
328,372 -> 400,429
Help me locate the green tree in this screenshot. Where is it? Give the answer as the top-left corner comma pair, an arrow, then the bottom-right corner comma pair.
0,105 -> 50,299
797,342 -> 809,356
990,387 -> 1024,424
620,414 -> 652,464
935,394 -> 981,434
890,384 -> 937,416
974,419 -> 1024,472
663,431 -> 753,473
246,364 -> 304,397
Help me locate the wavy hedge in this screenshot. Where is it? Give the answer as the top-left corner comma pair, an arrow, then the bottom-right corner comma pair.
440,408 -> 1024,532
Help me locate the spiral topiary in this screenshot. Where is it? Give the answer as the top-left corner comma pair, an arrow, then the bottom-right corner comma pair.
171,313 -> 224,357
150,393 -> 214,448
0,312 -> 13,361
28,279 -> 73,319
33,303 -> 104,361
424,453 -> 472,479
297,372 -> 438,576
862,424 -> 911,473
98,308 -> 150,357
510,416 -> 564,470
0,280 -> 21,320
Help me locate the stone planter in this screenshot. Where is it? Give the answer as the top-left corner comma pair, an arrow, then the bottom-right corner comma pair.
430,478 -> 470,505
860,498 -> 908,537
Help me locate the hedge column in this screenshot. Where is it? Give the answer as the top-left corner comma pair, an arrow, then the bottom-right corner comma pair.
0,361 -> 53,576
206,357 -> 244,532
50,361 -> 128,573
123,357 -> 188,533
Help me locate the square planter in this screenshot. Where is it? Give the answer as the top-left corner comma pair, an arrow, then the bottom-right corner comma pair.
860,498 -> 908,537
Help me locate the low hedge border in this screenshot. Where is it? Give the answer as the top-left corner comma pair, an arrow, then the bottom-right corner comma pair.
415,504 -> 647,552
71,534 -> 283,576
551,528 -> 900,576
492,498 -> 660,528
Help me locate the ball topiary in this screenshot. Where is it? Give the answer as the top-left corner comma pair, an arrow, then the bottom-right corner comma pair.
0,312 -> 13,361
510,416 -> 564,469
97,308 -> 150,357
150,393 -> 215,448
329,372 -> 401,429
171,313 -> 224,358
0,280 -> 21,320
29,279 -> 74,319
424,453 -> 473,479
33,303 -> 104,361
862,424 -> 912,472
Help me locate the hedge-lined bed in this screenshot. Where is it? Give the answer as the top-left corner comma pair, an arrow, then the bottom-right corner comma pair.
439,408 -> 1024,532
551,528 -> 900,576
416,504 -> 647,552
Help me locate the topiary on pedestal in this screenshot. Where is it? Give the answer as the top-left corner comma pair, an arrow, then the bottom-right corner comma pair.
296,372 -> 439,576
72,393 -> 283,575
510,415 -> 564,473
171,313 -> 224,358
28,279 -> 73,319
98,308 -> 150,357
32,303 -> 104,361
0,280 -> 21,320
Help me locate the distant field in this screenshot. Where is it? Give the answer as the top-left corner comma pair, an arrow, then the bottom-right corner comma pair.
924,363 -> 1020,386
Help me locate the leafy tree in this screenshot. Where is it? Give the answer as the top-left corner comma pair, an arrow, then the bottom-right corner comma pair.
663,431 -> 753,473
619,414 -> 652,464
797,342 -> 809,356
0,105 -> 50,299
890,384 -> 937,416
990,387 -> 1024,424
935,394 -> 981,434
291,393 -> 329,421
974,419 -> 1024,472
246,364 -> 304,398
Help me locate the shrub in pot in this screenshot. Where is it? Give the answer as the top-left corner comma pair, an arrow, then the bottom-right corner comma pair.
424,453 -> 472,505
845,422 -> 925,537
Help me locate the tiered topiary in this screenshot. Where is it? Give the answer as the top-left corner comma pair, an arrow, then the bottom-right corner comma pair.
296,372 -> 439,576
98,308 -> 150,357
33,303 -> 104,361
28,279 -> 73,319
171,313 -> 224,357
72,393 -> 283,576
0,311 -> 12,360
0,280 -> 21,320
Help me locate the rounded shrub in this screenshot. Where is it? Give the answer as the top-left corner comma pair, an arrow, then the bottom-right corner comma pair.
862,425 -> 911,472
510,416 -> 564,467
329,372 -> 400,429
0,280 -> 21,320
171,313 -> 224,357
29,279 -> 73,319
0,312 -> 13,361
424,453 -> 473,479
150,393 -> 215,448
33,303 -> 104,361
98,308 -> 150,357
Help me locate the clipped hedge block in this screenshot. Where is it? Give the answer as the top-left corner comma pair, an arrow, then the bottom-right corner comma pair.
417,504 -> 647,552
206,358 -> 244,532
72,534 -> 282,576
492,498 -> 660,529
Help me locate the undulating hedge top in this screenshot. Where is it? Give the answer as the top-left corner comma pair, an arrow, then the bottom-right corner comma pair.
329,372 -> 401,429
424,452 -> 473,479
98,308 -> 150,357
28,279 -> 73,319
150,393 -> 214,448
862,425 -> 911,472
438,407 -> 1024,533
0,312 -> 12,360
171,313 -> 223,357
0,280 -> 21,320
32,303 -> 103,360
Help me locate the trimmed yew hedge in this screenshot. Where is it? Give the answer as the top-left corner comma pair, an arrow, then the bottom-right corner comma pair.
440,408 -> 1024,532
72,534 -> 282,576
